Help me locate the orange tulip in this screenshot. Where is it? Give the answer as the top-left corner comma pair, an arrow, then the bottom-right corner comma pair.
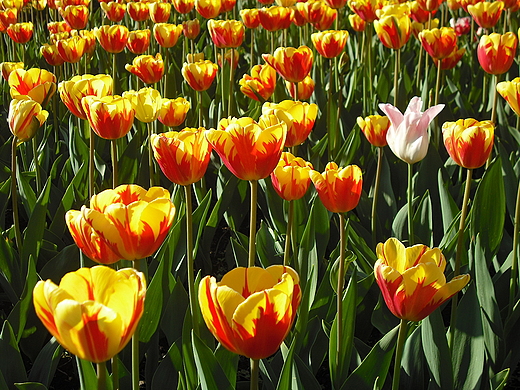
349,13 -> 366,31
240,8 -> 260,29
153,23 -> 183,48
33,266 -> 146,363
157,97 -> 190,127
182,60 -> 219,91
206,115 -> 287,180
59,4 -> 89,30
127,1 -> 150,22
208,19 -> 245,48
374,238 -> 470,322
271,152 -> 313,201
262,100 -> 318,147
297,0 -> 337,30
65,185 -> 175,263
199,266 -> 301,360
47,21 -> 72,34
126,29 -> 151,54
477,32 -> 517,75
419,27 -> 458,60
220,0 -> 237,13
50,31 -> 71,44
0,61 -> 23,80
442,119 -> 494,169
195,0 -> 221,18
374,12 -> 412,50
311,30 -> 349,58
172,0 -> 194,13
309,162 -> 363,213
458,0 -> 484,12
149,1 -> 171,23
433,47 -> 465,70
82,95 -> 135,139
9,68 -> 57,107
58,74 -> 113,120
100,1 -> 126,22
8,98 -> 49,144
7,22 -> 33,43
416,0 -> 443,11
0,8 -> 17,27
497,77 -> 520,116
56,35 -> 86,63
263,45 -> 313,83
182,19 -> 200,39
467,1 -> 504,29
325,0 -> 347,9
239,64 -> 277,101
258,6 -> 293,31
285,75 -> 315,100
357,114 -> 390,147
125,53 -> 164,85
291,6 -> 307,27
348,0 -> 383,22
151,128 -> 212,185
94,25 -> 129,53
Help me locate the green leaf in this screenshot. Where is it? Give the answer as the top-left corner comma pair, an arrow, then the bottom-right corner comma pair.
214,344 -> 238,388
0,321 -> 27,388
0,229 -> 22,301
14,383 -> 48,390
27,337 -> 62,387
401,324 -> 425,390
490,368 -> 509,390
76,357 -> 97,390
151,340 -> 181,390
276,339 -> 296,390
191,332 -> 233,390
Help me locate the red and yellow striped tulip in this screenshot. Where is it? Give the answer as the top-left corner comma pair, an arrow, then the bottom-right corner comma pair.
348,12 -> 366,31
239,64 -> 277,102
220,0 -> 237,13
149,1 -> 171,23
218,49 -> 240,69
419,27 -> 458,60
183,19 -> 200,39
258,6 -> 293,31
8,98 -> 49,144
262,100 -> 318,147
126,29 -> 151,54
79,30 -> 96,57
199,265 -> 301,360
206,115 -> 287,180
65,185 -> 175,263
58,74 -> 113,120
195,0 -> 221,19
94,25 -> 129,54
348,0 -> 383,22
442,119 -> 494,169
157,97 -> 190,127
100,1 -> 126,22
271,152 -> 313,201
467,1 -> 504,29
240,8 -> 260,29
0,7 -> 17,27
181,60 -> 218,91
153,23 -> 183,48
127,1 -> 150,22
311,30 -> 349,58
374,12 -> 411,50
59,4 -> 89,30
477,32 -> 518,75
47,21 -> 71,34
208,19 -> 245,48
285,75 -> 315,100
151,128 -> 212,185
41,43 -> 65,66
433,47 -> 465,70
33,266 -> 146,363
298,0 -> 337,30
374,238 -> 470,322
123,87 -> 162,123
263,45 -> 313,83
7,22 -> 33,43
125,53 -> 164,85
0,61 -> 23,80
9,68 -> 57,107
357,114 -> 390,147
173,0 -> 195,13
56,35 -> 86,63
82,95 -> 135,139
310,162 -> 363,213
497,77 -> 520,116
409,1 -> 433,23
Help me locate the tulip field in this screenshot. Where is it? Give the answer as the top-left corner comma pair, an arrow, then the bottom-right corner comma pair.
2,0 -> 520,388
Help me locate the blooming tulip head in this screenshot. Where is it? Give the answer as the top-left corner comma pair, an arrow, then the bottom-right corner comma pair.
122,87 -> 162,123
56,35 -> 87,63
263,45 -> 313,83
48,20 -> 72,34
199,265 -> 301,360
433,47 -> 465,70
348,0 -> 383,23
348,13 -> 367,31
9,98 -> 49,144
311,30 -> 349,58
208,19 -> 245,48
374,12 -> 412,50
418,27 -> 458,60
151,128 -> 212,185
0,7 -> 18,28
206,115 -> 287,181
442,119 -> 494,169
127,1 -> 150,22
239,64 -> 277,102
125,53 -> 164,85
357,114 -> 390,147
41,43 -> 66,66
100,1 -> 126,22
65,185 -> 176,263
94,25 -> 129,53
126,29 -> 151,54
240,8 -> 260,28
258,6 -> 294,31
379,96 -> 444,164
9,68 -> 57,107
33,266 -> 146,363
59,4 -> 89,30
309,162 -> 363,213
467,1 -> 504,29
82,95 -> 135,139
157,97 -> 190,127
7,22 -> 33,43
0,61 -> 23,80
195,0 -> 221,18
271,152 -> 313,201
181,60 -> 219,92
173,0 -> 195,13
153,23 -> 183,48
149,1 -> 171,23
497,77 -> 520,116
477,32 -> 518,75
285,75 -> 315,100
374,238 -> 470,322
182,19 -> 200,39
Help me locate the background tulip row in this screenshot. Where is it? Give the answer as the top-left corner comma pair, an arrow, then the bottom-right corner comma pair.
0,0 -> 520,388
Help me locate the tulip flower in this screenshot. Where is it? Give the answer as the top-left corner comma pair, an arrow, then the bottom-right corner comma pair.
100,1 -> 126,22
348,13 -> 366,31
433,47 -> 465,70
419,27 -> 458,60
374,237 -> 470,322
0,7 -> 17,27
9,98 -> 49,143
311,30 -> 349,58
348,0 -> 383,22
127,1 -> 149,22
285,75 -> 315,100
125,53 -> 164,85
56,35 -> 86,63
271,152 -> 313,201
47,21 -> 71,34
325,0 -> 347,9
477,32 -> 518,75
357,114 -> 390,147
149,1 -> 171,23
41,43 -> 65,66
58,74 -> 113,120
195,0 -> 221,18
94,25 -> 129,53
239,64 -> 277,102
33,266 -> 146,363
153,23 -> 183,48
497,77 -> 520,116
298,0 -> 337,30
151,128 -> 212,185
374,13 -> 412,50
240,8 -> 260,29
50,32 -> 71,44
258,6 -> 294,31
291,7 -> 307,27
220,0 -> 237,13
123,87 -> 162,123
416,0 -> 443,11
309,162 -> 363,213
206,115 -> 287,181
199,265 -> 301,360
182,60 -> 219,92
126,29 -> 151,54
218,49 -> 239,69
157,97 -> 190,127
450,16 -> 471,36
59,5 -> 89,30
0,61 -> 23,80
173,0 -> 195,13
9,68 -> 57,107
82,95 -> 135,139
263,45 -> 313,83
379,96 -> 444,164
442,119 -> 494,169
409,1 -> 433,23
182,19 -> 200,39
467,1 -> 504,29
6,22 -> 33,43
208,19 -> 245,48
66,185 -> 176,263
262,100 -> 318,147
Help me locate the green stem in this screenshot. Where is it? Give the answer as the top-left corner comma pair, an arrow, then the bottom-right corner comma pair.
283,200 -> 294,267
371,147 -> 383,248
97,361 -> 107,390
407,163 -> 415,245
510,177 -> 520,316
11,137 -> 22,251
88,123 -> 94,198
112,355 -> 119,390
111,139 -> 118,188
491,73 -> 500,126
336,213 -> 348,376
248,180 -> 258,268
112,53 -> 117,95
394,48 -> 400,107
250,358 -> 259,390
198,91 -> 202,128
148,122 -> 154,187
228,49 -> 234,117
391,319 -> 409,390
185,185 -> 197,332
32,136 -> 41,195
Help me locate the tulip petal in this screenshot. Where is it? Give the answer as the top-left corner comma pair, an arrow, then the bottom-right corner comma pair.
220,267 -> 278,297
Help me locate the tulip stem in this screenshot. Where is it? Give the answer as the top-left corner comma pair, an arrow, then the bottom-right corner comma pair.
148,122 -> 155,187
111,355 -> 119,390
185,185 -> 197,331
88,123 -> 94,199
11,137 -> 22,251
407,163 -> 415,245
283,200 -> 294,267
112,54 -> 117,95
250,358 -> 259,390
371,147 -> 383,248
198,91 -> 203,128
228,49 -> 234,117
97,361 -> 107,390
391,319 -> 409,390
449,167 -> 472,349
248,180 -> 258,268
393,48 -> 400,107
111,139 -> 118,188
509,177 -> 520,316
336,213 -> 348,376
32,136 -> 41,195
